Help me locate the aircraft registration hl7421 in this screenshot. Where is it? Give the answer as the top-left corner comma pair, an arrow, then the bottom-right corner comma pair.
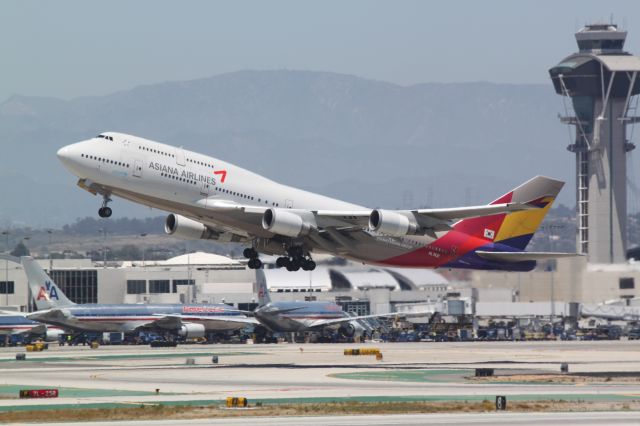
57,132 -> 576,272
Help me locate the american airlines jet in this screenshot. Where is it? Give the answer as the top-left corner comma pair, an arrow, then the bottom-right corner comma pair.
22,257 -> 257,338
57,132 -> 572,272
253,270 -> 397,338
0,311 -> 63,342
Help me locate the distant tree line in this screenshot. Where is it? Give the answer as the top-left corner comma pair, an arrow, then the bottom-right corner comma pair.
61,216 -> 166,235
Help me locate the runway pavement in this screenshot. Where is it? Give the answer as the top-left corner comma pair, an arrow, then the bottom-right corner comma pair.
0,340 -> 638,422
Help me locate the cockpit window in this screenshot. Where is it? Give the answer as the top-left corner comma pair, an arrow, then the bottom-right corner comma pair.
96,134 -> 114,141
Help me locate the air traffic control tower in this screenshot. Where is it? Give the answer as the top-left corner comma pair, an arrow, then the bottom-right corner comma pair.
550,24 -> 640,263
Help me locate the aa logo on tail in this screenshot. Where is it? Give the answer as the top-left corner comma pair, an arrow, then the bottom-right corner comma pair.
36,281 -> 60,301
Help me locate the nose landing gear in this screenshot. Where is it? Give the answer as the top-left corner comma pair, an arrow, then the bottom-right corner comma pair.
98,195 -> 113,218
243,247 -> 263,269
276,246 -> 316,271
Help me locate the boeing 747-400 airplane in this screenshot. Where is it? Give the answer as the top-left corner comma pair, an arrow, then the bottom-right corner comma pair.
57,132 -> 574,272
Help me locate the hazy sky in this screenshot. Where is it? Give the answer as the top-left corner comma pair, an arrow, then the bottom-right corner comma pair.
2,1 -> 640,102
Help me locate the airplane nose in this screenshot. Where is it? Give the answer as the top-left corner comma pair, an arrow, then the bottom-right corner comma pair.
56,142 -> 85,173
56,146 -> 70,161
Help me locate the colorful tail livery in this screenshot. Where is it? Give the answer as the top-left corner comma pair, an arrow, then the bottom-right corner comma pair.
445,175 -> 566,271
21,257 -> 75,310
384,176 -> 575,271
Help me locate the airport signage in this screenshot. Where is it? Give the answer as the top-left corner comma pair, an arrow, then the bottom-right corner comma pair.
19,389 -> 59,398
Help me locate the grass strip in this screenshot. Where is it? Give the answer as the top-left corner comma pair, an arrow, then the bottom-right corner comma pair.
0,399 -> 639,423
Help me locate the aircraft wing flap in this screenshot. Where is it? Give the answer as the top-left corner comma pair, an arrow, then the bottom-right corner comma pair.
475,251 -> 583,262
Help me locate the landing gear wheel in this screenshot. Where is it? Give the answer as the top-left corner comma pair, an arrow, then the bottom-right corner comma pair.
248,258 -> 263,270
276,257 -> 289,268
302,260 -> 316,271
98,207 -> 112,218
243,248 -> 258,259
286,259 -> 301,272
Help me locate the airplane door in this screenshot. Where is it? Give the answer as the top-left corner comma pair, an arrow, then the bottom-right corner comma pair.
200,181 -> 211,197
133,160 -> 143,178
285,199 -> 293,208
175,148 -> 186,166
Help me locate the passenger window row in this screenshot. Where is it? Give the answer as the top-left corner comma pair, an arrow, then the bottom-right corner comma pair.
215,187 -> 279,206
160,172 -> 197,186
81,154 -> 129,168
187,158 -> 214,168
139,145 -> 174,158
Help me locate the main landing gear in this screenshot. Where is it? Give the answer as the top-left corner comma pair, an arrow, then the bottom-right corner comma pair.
98,195 -> 113,218
276,246 -> 316,272
243,248 -> 263,269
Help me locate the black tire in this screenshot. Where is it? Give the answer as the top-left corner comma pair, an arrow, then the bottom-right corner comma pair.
288,260 -> 301,272
276,257 -> 288,268
243,248 -> 257,259
248,258 -> 257,269
253,258 -> 262,269
303,260 -> 316,271
102,207 -> 112,218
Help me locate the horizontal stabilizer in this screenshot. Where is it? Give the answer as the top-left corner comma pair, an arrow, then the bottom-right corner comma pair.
475,251 -> 582,262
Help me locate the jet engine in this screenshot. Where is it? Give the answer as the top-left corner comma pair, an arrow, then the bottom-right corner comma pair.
368,210 -> 419,236
44,328 -> 64,342
338,323 -> 357,338
165,214 -> 218,240
262,209 -> 313,237
177,323 -> 206,339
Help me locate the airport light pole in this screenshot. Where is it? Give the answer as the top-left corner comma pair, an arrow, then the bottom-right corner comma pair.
139,233 -> 147,267
98,228 -> 107,269
2,231 -> 8,307
47,230 -> 53,271
548,235 -> 560,328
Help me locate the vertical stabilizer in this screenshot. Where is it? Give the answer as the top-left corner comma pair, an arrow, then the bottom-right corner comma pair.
453,176 -> 564,250
21,257 -> 75,310
255,269 -> 271,306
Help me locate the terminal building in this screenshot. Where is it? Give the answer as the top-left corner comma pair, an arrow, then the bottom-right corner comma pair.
0,253 -> 458,316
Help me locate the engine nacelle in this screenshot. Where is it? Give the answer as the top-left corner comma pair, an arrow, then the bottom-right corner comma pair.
338,323 -> 357,338
262,208 -> 313,237
178,323 -> 206,339
369,209 -> 419,236
165,214 -> 218,240
45,328 -> 64,342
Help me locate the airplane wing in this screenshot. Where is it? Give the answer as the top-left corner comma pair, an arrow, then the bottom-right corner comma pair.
306,311 -> 425,329
12,324 -> 46,335
105,177 -> 537,248
194,200 -> 533,234
314,203 -> 534,234
148,314 -> 259,329
475,251 -> 583,262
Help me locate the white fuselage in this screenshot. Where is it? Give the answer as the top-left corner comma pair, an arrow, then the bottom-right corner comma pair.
56,132 -> 441,266
58,132 -> 362,214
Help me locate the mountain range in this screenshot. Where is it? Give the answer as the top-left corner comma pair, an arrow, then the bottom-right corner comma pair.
0,70 -> 575,228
